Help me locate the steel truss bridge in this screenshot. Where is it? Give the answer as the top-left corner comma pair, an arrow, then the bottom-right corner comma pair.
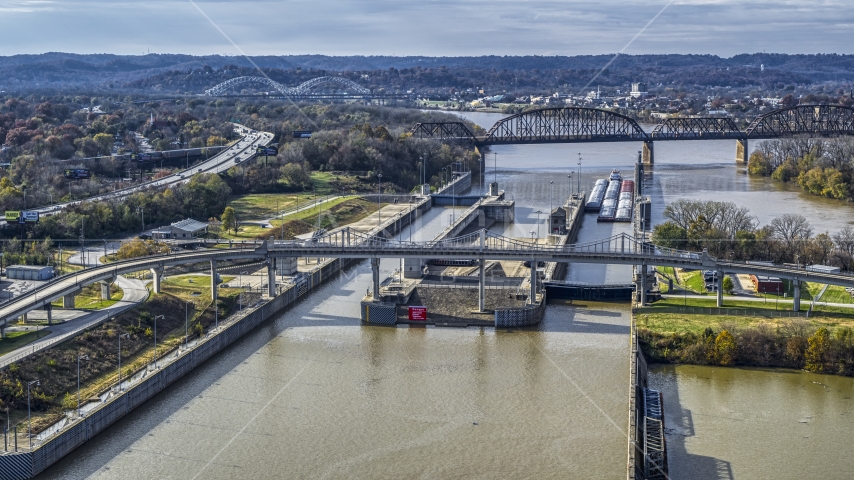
3,230 -> 852,329
204,75 -> 371,97
411,105 -> 854,162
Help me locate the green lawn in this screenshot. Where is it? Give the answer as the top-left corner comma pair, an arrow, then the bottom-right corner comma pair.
51,283 -> 123,310
637,311 -> 854,336
228,193 -> 315,219
816,285 -> 854,304
0,330 -> 50,356
651,296 -> 854,318
219,196 -> 380,240
679,270 -> 709,294
162,275 -> 234,289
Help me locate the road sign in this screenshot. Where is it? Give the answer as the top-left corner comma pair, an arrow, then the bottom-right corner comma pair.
22,211 -> 39,223
408,306 -> 427,321
293,130 -> 312,138
4,211 -> 20,222
255,146 -> 278,156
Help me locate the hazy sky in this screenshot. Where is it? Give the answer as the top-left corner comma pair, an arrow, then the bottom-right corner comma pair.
0,0 -> 852,57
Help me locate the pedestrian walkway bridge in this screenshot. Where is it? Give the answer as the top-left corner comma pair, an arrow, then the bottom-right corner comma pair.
3,231 -> 854,329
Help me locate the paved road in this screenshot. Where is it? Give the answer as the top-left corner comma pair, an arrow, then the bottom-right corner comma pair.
1,126 -> 273,224
0,275 -> 149,368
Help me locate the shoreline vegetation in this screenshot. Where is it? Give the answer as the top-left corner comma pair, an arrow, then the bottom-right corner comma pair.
637,310 -> 854,378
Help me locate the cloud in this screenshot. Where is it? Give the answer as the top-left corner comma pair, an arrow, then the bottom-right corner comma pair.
0,0 -> 851,56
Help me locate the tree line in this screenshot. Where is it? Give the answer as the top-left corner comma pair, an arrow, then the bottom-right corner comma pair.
652,199 -> 854,268
640,320 -> 854,377
748,136 -> 854,200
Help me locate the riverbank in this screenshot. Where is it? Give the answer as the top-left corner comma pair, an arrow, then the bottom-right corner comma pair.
637,309 -> 854,377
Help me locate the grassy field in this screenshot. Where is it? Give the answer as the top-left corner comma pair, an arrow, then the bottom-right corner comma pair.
56,250 -> 82,274
221,197 -> 384,240
637,311 -> 854,336
228,193 -> 316,219
650,296 -> 854,318
50,283 -> 123,310
679,270 -> 709,294
817,285 -> 854,304
0,330 -> 50,357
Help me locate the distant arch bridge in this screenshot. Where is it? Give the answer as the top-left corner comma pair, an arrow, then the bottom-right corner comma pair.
411,104 -> 854,163
204,76 -> 371,97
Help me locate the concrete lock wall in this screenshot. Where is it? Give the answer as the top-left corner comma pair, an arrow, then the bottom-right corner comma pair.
0,193 -> 436,479
0,253 -> 354,479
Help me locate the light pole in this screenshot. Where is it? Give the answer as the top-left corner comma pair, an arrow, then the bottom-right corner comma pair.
535,210 -> 542,239
77,353 -> 89,417
137,206 -> 144,232
567,174 -> 573,196
185,302 -> 190,348
577,153 -> 581,193
377,173 -> 382,227
117,333 -> 130,392
239,271 -> 248,311
27,380 -> 38,449
419,155 -> 423,192
153,315 -> 163,369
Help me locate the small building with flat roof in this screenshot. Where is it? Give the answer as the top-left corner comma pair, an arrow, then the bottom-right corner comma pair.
6,265 -> 54,281
151,218 -> 208,240
750,274 -> 783,294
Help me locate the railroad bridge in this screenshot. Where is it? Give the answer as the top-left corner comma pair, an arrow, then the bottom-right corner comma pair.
411,104 -> 854,164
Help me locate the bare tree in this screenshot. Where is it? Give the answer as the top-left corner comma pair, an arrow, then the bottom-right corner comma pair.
832,226 -> 854,270
769,214 -> 813,262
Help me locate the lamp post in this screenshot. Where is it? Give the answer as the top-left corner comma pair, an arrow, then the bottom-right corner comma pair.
377,173 -> 382,227
117,333 -> 130,392
535,210 -> 542,239
77,353 -> 89,417
419,155 -> 423,193
185,302 -> 191,349
577,153 -> 582,193
153,315 -> 163,369
27,379 -> 38,449
137,206 -> 145,233
239,271 -> 248,311
567,174 -> 573,196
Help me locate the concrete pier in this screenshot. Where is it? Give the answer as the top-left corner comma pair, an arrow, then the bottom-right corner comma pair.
150,267 -> 164,294
736,138 -> 749,163
793,279 -> 801,311
642,140 -> 654,164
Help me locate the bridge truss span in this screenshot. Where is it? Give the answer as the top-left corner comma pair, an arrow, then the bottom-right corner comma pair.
745,104 -> 854,139
650,116 -> 744,140
483,107 -> 649,145
410,122 -> 477,142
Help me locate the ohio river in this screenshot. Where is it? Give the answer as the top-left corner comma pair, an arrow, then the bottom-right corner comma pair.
42,111 -> 854,479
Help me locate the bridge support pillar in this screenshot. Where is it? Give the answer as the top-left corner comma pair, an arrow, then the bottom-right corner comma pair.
371,258 -> 380,301
793,279 -> 801,312
62,293 -> 76,308
479,258 -> 486,312
150,267 -> 164,294
736,138 -> 749,163
530,259 -> 537,305
278,257 -> 298,276
100,280 -> 113,301
44,304 -> 52,325
717,271 -> 724,307
267,259 -> 276,298
210,260 -> 218,301
642,141 -> 654,164
640,263 -> 647,306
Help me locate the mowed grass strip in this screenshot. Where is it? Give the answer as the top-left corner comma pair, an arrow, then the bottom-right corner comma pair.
638,311 -> 854,336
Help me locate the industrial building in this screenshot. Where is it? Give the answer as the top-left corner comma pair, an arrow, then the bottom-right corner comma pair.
6,265 -> 54,281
